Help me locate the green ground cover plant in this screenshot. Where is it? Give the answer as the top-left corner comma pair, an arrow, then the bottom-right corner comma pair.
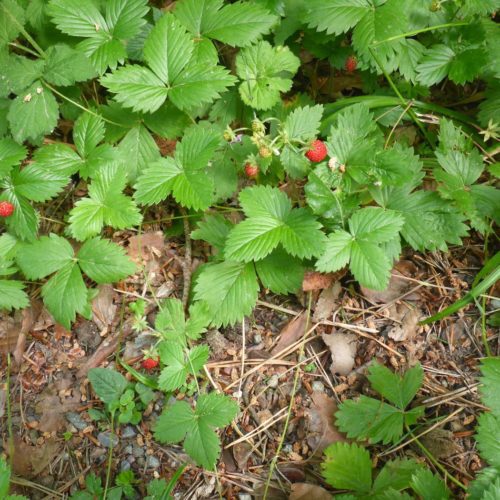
0,0 -> 498,496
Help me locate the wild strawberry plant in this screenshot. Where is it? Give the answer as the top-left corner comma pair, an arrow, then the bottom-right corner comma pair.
0,0 -> 498,487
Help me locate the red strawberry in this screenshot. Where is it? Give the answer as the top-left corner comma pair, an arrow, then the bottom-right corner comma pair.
141,357 -> 159,370
244,163 -> 259,178
305,140 -> 327,162
0,201 -> 14,217
345,55 -> 357,73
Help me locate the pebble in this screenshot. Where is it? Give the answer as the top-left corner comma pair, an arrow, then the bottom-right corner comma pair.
132,445 -> 145,457
253,334 -> 262,344
146,455 -> 161,469
238,495 -> 252,500
136,457 -> 145,467
97,431 -> 119,448
121,426 -> 137,439
268,375 -> 279,388
123,445 -> 133,455
312,381 -> 325,392
120,460 -> 131,472
66,412 -> 87,431
127,455 -> 136,465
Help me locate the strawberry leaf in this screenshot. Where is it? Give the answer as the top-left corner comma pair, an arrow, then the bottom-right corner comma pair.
0,279 -> 29,311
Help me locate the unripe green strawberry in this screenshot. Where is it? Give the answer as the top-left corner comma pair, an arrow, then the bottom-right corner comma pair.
259,146 -> 272,158
252,119 -> 265,134
0,201 -> 14,217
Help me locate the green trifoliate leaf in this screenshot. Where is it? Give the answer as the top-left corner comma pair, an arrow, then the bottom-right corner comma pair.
367,362 -> 423,410
480,358 -> 500,417
191,214 -> 233,253
10,165 -> 69,202
43,44 -> 97,86
281,105 -> 323,143
305,0 -> 370,36
372,459 -> 422,494
155,298 -> 186,340
48,0 -> 149,74
158,342 -> 209,392
73,112 -> 105,158
1,189 -> 38,241
101,14 -> 236,113
7,81 -> 59,144
3,55 -> 45,94
88,367 -> 128,405
476,412 -> 500,467
0,0 -> 25,47
0,138 -> 26,179
410,469 -> 450,500
135,123 -> 220,209
336,396 -> 407,445
322,442 -> 372,494
316,207 -> 404,290
0,279 -> 29,311
175,0 -> 277,47
194,261 -> 259,327
117,124 -> 159,182
225,185 -> 325,262
16,233 -> 74,279
77,237 -> 136,283
42,261 -> 88,328
236,41 -> 300,110
68,164 -> 142,240
154,393 -> 238,470
255,247 -> 305,295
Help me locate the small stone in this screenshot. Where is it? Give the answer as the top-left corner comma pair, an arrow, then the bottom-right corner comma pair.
283,444 -> 293,454
121,426 -> 136,439
123,445 -> 133,455
66,412 -> 87,431
238,495 -> 252,500
120,460 -> 131,472
132,445 -> 145,457
127,455 -> 136,465
311,381 -> 325,392
97,431 -> 118,448
268,375 -> 279,388
253,334 -> 262,344
136,457 -> 145,467
146,455 -> 160,469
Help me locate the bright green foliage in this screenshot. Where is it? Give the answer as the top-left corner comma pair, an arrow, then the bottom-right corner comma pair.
322,442 -> 423,497
154,392 -> 238,469
101,13 -> 236,112
135,123 -> 221,210
335,362 -> 424,444
0,138 -> 26,180
48,0 -> 149,74
255,248 -> 305,294
479,358 -> 500,417
16,234 -> 135,327
32,112 -> 120,180
7,81 -> 59,143
44,44 -> 97,86
236,41 -> 300,110
194,260 -> 260,327
88,368 -> 129,405
69,163 -> 142,240
410,469 -> 450,499
155,298 -> 211,345
175,0 -> 277,47
191,214 -> 233,253
0,0 -> 25,47
316,207 -> 404,290
157,342 -> 209,391
0,279 -> 29,311
225,185 -> 325,261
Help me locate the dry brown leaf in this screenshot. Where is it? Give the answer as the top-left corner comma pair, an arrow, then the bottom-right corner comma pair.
10,438 -> 60,478
302,271 -> 334,291
306,392 -> 346,453
322,332 -> 357,375
232,442 -> 252,471
271,312 -> 309,354
386,303 -> 422,342
289,483 -> 331,500
35,383 -> 81,432
92,284 -> 117,329
313,282 -> 341,322
0,311 -> 22,355
420,428 -> 461,458
127,231 -> 165,260
361,260 -> 420,303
